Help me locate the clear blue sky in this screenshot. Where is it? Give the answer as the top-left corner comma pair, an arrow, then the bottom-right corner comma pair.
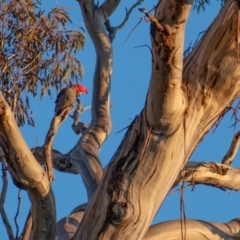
1,0 -> 240,239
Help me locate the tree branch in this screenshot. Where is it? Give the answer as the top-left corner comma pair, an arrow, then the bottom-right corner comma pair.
0,92 -> 56,239
144,218 -> 240,240
104,0 -> 144,42
1,208 -> 14,240
43,107 -> 74,182
183,0 -> 240,152
222,131 -> 240,165
0,161 -> 14,240
0,161 -> 7,214
33,147 -> 78,174
36,143 -> 103,199
71,99 -> 89,135
25,148 -> 240,192
75,0 -> 113,200
14,189 -> 21,239
146,0 -> 190,133
174,161 -> 240,190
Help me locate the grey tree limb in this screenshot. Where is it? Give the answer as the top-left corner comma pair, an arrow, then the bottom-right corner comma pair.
73,0 -> 115,201
0,161 -> 14,240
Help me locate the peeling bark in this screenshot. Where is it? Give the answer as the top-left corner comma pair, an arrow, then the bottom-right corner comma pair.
146,0 -> 190,132
183,0 -> 240,154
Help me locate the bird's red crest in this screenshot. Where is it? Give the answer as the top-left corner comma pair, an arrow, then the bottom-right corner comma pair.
75,84 -> 88,94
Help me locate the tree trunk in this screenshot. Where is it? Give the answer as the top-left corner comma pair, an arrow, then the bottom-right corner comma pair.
73,0 -> 240,239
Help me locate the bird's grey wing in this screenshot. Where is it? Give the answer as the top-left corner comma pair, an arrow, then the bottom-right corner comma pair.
55,88 -> 67,114
55,88 -> 75,115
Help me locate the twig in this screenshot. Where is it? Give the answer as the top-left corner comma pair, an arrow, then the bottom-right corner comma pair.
31,134 -> 39,154
105,0 -> 144,42
115,0 -> 144,31
229,99 -> 240,132
134,44 -> 153,62
1,208 -> 14,240
222,131 -> 240,165
168,183 -> 192,195
19,53 -> 41,74
123,17 -> 144,45
183,30 -> 206,57
122,5 -> 156,45
139,8 -> 177,35
0,161 -> 14,240
0,161 -> 7,211
116,125 -> 130,134
14,189 -> 21,239
180,172 -> 186,240
71,99 -> 90,135
139,8 -> 164,31
12,94 -> 17,114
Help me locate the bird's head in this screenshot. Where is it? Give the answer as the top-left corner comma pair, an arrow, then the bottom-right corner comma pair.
75,84 -> 88,95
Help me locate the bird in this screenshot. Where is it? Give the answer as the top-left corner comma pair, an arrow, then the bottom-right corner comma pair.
55,84 -> 88,115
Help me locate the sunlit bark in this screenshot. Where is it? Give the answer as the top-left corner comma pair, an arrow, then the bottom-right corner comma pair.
0,93 -> 55,239
72,0 -> 240,239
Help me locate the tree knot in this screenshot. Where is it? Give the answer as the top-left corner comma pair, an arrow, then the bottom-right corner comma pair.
109,201 -> 128,226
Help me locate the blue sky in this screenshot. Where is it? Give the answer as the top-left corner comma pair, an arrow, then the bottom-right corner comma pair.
1,0 -> 240,239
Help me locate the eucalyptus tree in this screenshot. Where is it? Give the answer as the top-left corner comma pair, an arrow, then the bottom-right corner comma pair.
0,0 -> 240,239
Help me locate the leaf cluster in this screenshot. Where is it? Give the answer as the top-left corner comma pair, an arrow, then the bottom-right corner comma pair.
0,0 -> 85,126
193,0 -> 225,12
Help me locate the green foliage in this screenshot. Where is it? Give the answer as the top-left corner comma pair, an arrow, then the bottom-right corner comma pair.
0,0 -> 85,126
193,0 -> 225,12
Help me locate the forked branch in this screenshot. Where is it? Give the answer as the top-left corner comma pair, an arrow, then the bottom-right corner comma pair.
105,0 -> 144,42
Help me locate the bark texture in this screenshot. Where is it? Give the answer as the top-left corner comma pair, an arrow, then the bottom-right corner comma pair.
72,0 -> 240,239
0,93 -> 55,239
144,219 -> 240,240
